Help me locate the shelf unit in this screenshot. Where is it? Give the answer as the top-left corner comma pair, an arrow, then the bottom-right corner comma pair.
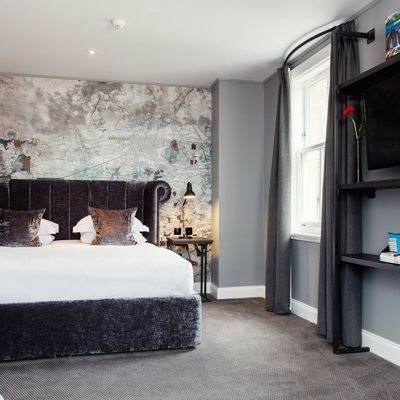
339,54 -> 400,95
337,180 -> 400,273
333,55 -> 400,355
338,179 -> 400,197
340,254 -> 400,273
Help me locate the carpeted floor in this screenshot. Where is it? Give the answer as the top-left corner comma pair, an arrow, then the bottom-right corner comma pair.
0,298 -> 399,400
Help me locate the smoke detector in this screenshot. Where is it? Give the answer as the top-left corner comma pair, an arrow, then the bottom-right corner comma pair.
111,19 -> 126,30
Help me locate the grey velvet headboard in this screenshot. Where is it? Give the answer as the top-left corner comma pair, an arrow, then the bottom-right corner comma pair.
0,179 -> 171,245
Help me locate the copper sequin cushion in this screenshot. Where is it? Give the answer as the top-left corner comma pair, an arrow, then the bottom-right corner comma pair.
0,208 -> 45,247
89,206 -> 138,245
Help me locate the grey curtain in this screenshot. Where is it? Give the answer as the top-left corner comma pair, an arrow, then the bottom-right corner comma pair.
266,65 -> 291,314
318,22 -> 363,347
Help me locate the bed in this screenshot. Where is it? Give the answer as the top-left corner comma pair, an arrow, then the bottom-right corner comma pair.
0,179 -> 202,361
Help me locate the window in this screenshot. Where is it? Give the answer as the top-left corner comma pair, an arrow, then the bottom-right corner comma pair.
291,47 -> 330,237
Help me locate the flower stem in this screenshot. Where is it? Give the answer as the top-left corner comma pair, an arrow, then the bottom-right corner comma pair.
351,117 -> 361,140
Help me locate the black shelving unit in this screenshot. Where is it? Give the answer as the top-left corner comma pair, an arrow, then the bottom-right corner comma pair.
341,254 -> 400,273
333,55 -> 400,355
338,179 -> 400,197
339,53 -> 400,95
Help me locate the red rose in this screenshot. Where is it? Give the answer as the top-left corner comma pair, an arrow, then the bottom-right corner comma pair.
343,106 -> 355,117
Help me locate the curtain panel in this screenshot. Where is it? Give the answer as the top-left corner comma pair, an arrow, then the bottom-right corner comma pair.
318,21 -> 363,347
265,65 -> 291,314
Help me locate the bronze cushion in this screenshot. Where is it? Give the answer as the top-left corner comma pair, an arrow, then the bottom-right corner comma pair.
0,208 -> 45,247
89,207 -> 137,245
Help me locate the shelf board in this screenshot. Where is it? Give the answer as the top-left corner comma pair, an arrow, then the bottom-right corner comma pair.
338,179 -> 400,195
339,55 -> 400,95
341,254 -> 400,273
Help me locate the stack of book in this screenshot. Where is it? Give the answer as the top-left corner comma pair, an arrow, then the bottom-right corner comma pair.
379,251 -> 400,265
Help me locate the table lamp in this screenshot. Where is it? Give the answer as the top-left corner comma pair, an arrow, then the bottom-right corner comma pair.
181,182 -> 196,237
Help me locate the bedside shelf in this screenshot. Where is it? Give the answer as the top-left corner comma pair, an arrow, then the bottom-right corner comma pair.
339,55 -> 400,95
332,40 -> 400,356
341,254 -> 400,273
338,179 -> 400,197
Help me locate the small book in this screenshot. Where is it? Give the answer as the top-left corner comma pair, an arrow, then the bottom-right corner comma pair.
386,10 -> 400,59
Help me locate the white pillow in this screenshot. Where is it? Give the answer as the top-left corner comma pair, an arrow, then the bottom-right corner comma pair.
39,234 -> 55,246
132,231 -> 147,245
79,231 -> 147,245
132,218 -> 150,233
39,219 -> 59,235
73,215 -> 149,233
80,232 -> 96,244
73,215 -> 94,233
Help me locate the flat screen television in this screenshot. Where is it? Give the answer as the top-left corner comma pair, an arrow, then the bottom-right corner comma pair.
364,77 -> 400,170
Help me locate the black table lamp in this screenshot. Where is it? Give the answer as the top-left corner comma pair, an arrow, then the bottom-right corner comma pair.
183,182 -> 196,202
182,182 -> 196,237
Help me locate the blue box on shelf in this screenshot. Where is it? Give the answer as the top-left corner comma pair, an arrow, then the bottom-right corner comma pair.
388,232 -> 400,253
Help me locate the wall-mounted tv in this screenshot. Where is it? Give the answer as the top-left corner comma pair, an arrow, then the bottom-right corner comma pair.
364,77 -> 400,170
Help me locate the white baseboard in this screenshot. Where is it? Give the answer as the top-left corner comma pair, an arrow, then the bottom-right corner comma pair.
210,282 -> 218,298
362,329 -> 400,367
210,284 -> 265,299
290,298 -> 318,324
290,298 -> 400,367
193,282 -> 211,293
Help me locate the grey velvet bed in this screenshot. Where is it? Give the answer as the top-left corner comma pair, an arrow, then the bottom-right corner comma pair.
0,179 -> 202,361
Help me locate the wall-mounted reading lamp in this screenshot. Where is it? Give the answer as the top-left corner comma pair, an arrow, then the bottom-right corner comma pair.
181,182 -> 196,237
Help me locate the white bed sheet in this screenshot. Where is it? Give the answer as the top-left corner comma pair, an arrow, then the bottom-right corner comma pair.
0,240 -> 194,304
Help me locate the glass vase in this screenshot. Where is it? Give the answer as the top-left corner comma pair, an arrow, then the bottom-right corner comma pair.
356,139 -> 362,183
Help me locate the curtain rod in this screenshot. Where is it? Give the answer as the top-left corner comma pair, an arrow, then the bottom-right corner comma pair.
283,27 -> 375,65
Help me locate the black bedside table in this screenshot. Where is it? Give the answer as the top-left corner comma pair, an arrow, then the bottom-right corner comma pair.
166,237 -> 213,301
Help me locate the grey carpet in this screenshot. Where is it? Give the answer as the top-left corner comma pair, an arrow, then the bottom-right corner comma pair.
0,298 -> 399,400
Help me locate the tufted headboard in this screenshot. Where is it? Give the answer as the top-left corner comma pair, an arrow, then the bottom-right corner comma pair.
0,179 -> 171,245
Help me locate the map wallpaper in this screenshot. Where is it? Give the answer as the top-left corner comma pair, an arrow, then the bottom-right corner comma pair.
0,75 -> 212,281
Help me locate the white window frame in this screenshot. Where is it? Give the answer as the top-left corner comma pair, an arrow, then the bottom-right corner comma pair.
290,46 -> 330,239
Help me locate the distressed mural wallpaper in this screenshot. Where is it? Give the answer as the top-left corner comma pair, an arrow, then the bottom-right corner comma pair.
0,75 -> 212,281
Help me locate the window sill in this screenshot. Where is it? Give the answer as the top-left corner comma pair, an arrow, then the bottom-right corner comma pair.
291,233 -> 320,243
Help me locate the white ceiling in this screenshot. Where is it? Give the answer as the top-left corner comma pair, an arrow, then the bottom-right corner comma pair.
0,0 -> 374,87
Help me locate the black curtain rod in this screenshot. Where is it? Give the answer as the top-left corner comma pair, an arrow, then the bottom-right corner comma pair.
283,27 -> 375,65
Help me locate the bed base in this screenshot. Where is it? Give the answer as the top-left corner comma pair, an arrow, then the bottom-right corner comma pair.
0,295 -> 201,361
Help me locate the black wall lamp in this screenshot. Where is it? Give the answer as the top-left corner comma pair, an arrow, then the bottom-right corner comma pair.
181,182 -> 196,237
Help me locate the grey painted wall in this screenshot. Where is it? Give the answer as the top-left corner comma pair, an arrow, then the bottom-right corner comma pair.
292,240 -> 320,308
212,80 -> 265,288
288,0 -> 400,345
361,189 -> 400,343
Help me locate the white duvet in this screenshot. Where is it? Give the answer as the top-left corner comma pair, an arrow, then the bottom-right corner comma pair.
0,240 -> 194,304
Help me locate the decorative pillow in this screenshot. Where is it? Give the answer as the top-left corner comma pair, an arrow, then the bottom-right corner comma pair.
79,231 -> 147,245
39,219 -> 59,235
39,234 -> 55,246
89,207 -> 137,245
73,215 -> 149,233
0,208 -> 45,247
